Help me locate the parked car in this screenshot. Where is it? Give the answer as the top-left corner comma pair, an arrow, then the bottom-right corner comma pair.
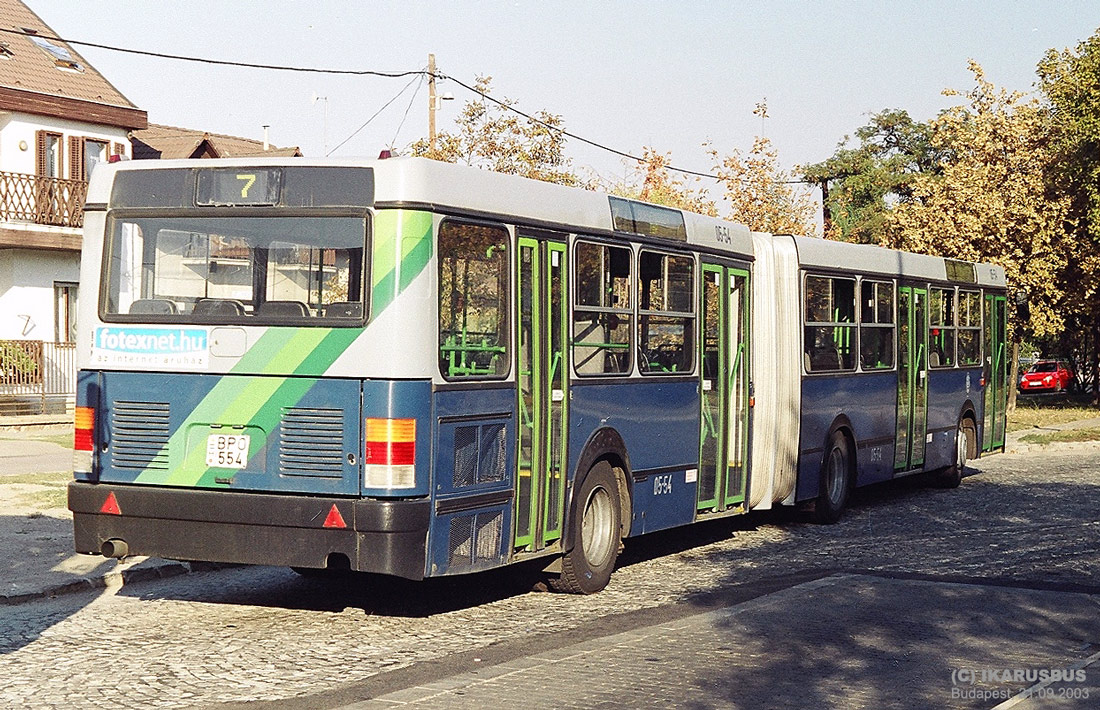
1019,359 -> 1076,392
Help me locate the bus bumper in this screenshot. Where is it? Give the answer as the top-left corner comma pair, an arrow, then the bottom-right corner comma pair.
68,482 -> 430,580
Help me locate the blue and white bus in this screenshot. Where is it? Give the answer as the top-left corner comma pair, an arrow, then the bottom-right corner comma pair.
68,157 -> 1009,593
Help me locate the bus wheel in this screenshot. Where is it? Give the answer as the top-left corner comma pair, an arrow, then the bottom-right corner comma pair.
936,419 -> 972,488
555,461 -> 621,594
814,432 -> 851,524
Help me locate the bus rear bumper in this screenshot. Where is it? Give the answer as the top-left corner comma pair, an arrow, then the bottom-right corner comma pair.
68,482 -> 430,580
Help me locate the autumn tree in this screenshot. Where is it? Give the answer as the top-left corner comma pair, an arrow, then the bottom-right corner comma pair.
887,61 -> 1073,409
410,76 -> 577,186
801,109 -> 942,243
598,147 -> 717,215
1037,28 -> 1100,399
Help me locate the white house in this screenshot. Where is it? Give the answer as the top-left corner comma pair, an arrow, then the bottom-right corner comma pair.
0,0 -> 146,345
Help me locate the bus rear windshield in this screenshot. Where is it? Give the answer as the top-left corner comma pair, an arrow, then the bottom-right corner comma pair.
102,215 -> 368,323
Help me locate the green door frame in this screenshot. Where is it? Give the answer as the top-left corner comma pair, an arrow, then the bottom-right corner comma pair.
982,293 -> 1008,451
698,264 -> 750,513
515,236 -> 568,551
895,285 -> 929,471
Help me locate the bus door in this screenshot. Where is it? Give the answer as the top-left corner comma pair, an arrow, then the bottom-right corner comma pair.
515,235 -> 568,552
982,293 -> 1008,451
894,285 -> 929,472
698,264 -> 750,513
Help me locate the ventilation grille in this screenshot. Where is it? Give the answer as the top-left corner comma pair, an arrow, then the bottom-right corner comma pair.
452,422 -> 507,488
279,407 -> 345,477
111,400 -> 170,470
448,510 -> 503,571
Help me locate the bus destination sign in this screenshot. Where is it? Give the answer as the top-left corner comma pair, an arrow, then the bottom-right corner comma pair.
195,168 -> 282,206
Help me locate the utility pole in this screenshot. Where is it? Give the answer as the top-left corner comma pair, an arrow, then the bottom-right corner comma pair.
428,53 -> 437,154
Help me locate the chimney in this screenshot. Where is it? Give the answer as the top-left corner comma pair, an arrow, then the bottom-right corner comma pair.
262,125 -> 270,151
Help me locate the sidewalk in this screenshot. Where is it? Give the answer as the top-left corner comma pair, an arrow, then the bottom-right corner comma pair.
0,416 -> 1095,606
337,574 -> 1100,709
0,422 -> 199,605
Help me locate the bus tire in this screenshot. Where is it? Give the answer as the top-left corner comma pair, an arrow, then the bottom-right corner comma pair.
936,418 -> 973,489
554,460 -> 621,594
814,432 -> 852,524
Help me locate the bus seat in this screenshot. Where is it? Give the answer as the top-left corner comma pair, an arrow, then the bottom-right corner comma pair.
929,351 -> 941,367
321,301 -> 363,318
192,298 -> 245,316
257,300 -> 309,318
129,299 -> 178,315
573,318 -> 606,375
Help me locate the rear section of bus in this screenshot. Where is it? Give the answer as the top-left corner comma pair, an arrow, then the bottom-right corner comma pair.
68,160 -> 438,579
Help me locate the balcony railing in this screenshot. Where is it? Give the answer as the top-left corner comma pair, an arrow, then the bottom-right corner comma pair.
0,170 -> 87,228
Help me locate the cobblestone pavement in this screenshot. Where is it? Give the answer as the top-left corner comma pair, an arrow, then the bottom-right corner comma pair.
0,443 -> 1097,709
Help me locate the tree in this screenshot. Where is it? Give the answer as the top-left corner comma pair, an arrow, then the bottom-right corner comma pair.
887,61 -> 1073,410
1037,28 -> 1100,401
597,147 -> 717,215
708,103 -> 815,236
410,76 -> 577,186
801,110 -> 942,243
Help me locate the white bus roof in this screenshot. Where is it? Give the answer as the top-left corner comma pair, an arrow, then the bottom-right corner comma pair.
90,156 -> 756,258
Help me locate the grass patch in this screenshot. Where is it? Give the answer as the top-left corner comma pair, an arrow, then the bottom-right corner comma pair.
1008,393 -> 1100,432
28,433 -> 74,449
24,487 -> 68,510
1018,426 -> 1100,445
0,471 -> 70,486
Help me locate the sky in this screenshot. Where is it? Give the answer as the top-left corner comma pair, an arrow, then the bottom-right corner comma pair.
25,1 -> 1100,191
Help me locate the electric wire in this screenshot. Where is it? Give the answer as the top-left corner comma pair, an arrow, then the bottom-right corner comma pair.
389,72 -> 426,151
323,72 -> 422,155
4,27 -> 812,184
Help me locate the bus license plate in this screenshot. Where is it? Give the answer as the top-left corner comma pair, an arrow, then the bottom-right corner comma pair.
206,433 -> 250,468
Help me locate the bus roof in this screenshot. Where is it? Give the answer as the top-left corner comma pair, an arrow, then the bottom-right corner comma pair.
89,156 -> 756,258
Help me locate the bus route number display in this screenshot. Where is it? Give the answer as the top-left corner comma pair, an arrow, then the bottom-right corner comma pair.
196,168 -> 281,206
206,433 -> 250,469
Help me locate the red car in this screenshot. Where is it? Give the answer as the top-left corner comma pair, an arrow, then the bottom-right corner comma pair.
1019,360 -> 1075,392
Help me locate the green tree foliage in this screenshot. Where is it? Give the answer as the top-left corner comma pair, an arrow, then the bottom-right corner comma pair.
410,76 -> 577,186
801,109 -> 941,243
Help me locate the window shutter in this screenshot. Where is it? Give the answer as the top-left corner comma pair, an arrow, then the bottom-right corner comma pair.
36,130 -> 48,176
69,136 -> 85,181
113,142 -> 126,159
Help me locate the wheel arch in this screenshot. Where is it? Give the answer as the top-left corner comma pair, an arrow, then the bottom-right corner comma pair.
958,400 -> 979,459
564,426 -> 632,551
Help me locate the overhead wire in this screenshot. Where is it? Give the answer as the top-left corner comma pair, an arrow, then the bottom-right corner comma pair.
4,27 -> 812,184
327,72 -> 423,156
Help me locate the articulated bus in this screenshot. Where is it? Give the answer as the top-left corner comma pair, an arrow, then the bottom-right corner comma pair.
68,157 -> 1009,593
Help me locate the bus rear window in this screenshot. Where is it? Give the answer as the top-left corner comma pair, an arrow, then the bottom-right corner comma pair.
103,215 -> 367,323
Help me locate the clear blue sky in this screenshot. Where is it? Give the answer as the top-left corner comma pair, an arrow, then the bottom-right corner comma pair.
28,1 -> 1100,187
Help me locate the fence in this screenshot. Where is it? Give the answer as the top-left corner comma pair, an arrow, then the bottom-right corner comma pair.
0,171 -> 87,228
0,339 -> 77,416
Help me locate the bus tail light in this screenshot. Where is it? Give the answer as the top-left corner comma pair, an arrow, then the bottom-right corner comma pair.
364,418 -> 416,489
74,406 -> 94,473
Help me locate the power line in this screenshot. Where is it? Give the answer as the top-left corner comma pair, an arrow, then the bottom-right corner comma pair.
3,27 -> 812,185
327,72 -> 423,156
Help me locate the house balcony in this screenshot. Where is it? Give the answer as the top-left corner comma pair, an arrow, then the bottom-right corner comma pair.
0,171 -> 86,251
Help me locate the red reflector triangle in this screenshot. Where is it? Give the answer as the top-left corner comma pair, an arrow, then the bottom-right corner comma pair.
100,492 -> 121,515
322,504 -> 347,529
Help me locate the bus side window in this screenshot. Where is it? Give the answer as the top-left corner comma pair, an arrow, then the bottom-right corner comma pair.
804,275 -> 856,373
438,221 -> 510,380
572,241 -> 632,375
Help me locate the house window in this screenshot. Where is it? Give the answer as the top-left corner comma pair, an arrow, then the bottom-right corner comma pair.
54,282 -> 77,343
74,139 -> 109,181
23,28 -> 83,71
37,131 -> 62,178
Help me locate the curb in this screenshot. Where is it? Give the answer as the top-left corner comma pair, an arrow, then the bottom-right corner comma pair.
0,559 -> 232,606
